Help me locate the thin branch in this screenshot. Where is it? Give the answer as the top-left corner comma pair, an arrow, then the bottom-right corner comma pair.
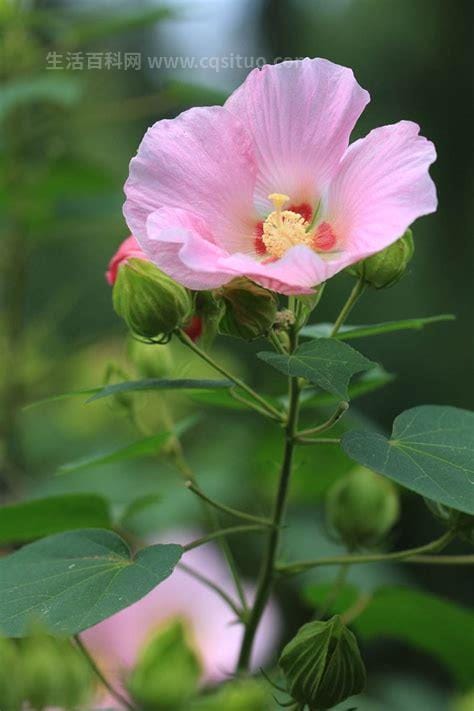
296,401 -> 349,438
183,525 -> 268,552
75,635 -> 136,710
176,329 -> 285,422
277,530 -> 456,576
178,562 -> 244,619
185,480 -> 272,527
295,436 -> 341,446
330,276 -> 366,337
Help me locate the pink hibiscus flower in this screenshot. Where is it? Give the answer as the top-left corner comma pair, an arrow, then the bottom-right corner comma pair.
81,530 -> 280,707
123,58 -> 437,296
105,235 -> 147,285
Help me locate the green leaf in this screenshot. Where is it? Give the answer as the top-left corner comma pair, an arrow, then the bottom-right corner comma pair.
0,76 -> 83,120
87,378 -> 233,403
24,387 -> 101,411
57,432 -> 170,475
299,366 -> 395,409
304,585 -> 474,689
0,529 -> 182,637
259,339 -> 375,400
342,405 -> 474,514
0,495 -> 111,544
301,314 -> 455,341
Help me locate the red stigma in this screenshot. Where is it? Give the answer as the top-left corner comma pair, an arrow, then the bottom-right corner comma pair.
288,202 -> 313,223
313,222 -> 337,252
254,220 -> 267,255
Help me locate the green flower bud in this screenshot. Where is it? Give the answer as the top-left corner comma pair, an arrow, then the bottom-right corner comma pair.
348,229 -> 414,289
128,618 -> 201,710
0,636 -> 23,711
128,337 -> 173,378
216,277 -> 278,340
113,258 -> 193,340
192,680 -> 272,710
22,632 -> 93,710
425,499 -> 474,546
279,615 -> 366,710
326,467 -> 400,549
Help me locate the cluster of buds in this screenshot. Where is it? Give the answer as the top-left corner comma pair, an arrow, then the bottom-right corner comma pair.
107,236 -> 278,345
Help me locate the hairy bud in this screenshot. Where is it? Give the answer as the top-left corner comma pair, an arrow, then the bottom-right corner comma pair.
326,467 -> 400,549
113,258 -> 192,340
279,615 -> 366,709
348,229 -> 414,289
216,277 -> 278,340
127,618 -> 201,710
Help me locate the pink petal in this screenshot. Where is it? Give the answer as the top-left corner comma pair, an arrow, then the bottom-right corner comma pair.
145,207 -> 234,290
124,106 -> 258,252
218,245 -> 350,295
326,120 -> 437,257
225,58 -> 370,214
106,235 -> 147,285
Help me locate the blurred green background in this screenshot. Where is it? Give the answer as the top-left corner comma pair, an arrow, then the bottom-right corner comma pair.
1,1 -> 473,708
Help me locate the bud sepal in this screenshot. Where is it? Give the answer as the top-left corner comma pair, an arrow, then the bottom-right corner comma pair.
279,615 -> 366,709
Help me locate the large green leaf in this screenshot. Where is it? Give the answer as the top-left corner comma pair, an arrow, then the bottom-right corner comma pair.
258,339 -> 374,400
305,585 -> 474,689
57,432 -> 170,475
0,495 -> 111,544
0,529 -> 182,636
87,378 -> 233,403
342,405 -> 474,514
301,314 -> 454,341
298,366 -> 395,409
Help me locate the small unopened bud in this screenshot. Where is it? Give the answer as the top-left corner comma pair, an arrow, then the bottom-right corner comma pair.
0,636 -> 23,711
348,229 -> 414,289
216,277 -> 278,340
127,618 -> 201,710
128,337 -> 173,378
113,258 -> 193,340
197,680 -> 272,710
425,499 -> 474,546
326,467 -> 400,549
279,615 -> 366,709
22,631 -> 93,710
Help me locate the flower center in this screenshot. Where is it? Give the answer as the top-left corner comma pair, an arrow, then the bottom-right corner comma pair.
261,194 -> 337,259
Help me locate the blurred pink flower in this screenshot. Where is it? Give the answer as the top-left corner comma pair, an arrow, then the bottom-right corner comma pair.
81,530 -> 280,707
124,58 -> 437,296
105,235 -> 146,285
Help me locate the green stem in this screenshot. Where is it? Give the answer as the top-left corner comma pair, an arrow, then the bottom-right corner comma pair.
316,563 -> 350,620
406,554 -> 474,565
330,276 -> 366,337
277,530 -> 456,576
176,329 -> 285,422
185,480 -> 272,527
178,562 -> 243,619
236,348 -> 301,672
296,401 -> 349,438
75,635 -> 136,711
295,437 -> 341,446
183,524 -> 267,552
